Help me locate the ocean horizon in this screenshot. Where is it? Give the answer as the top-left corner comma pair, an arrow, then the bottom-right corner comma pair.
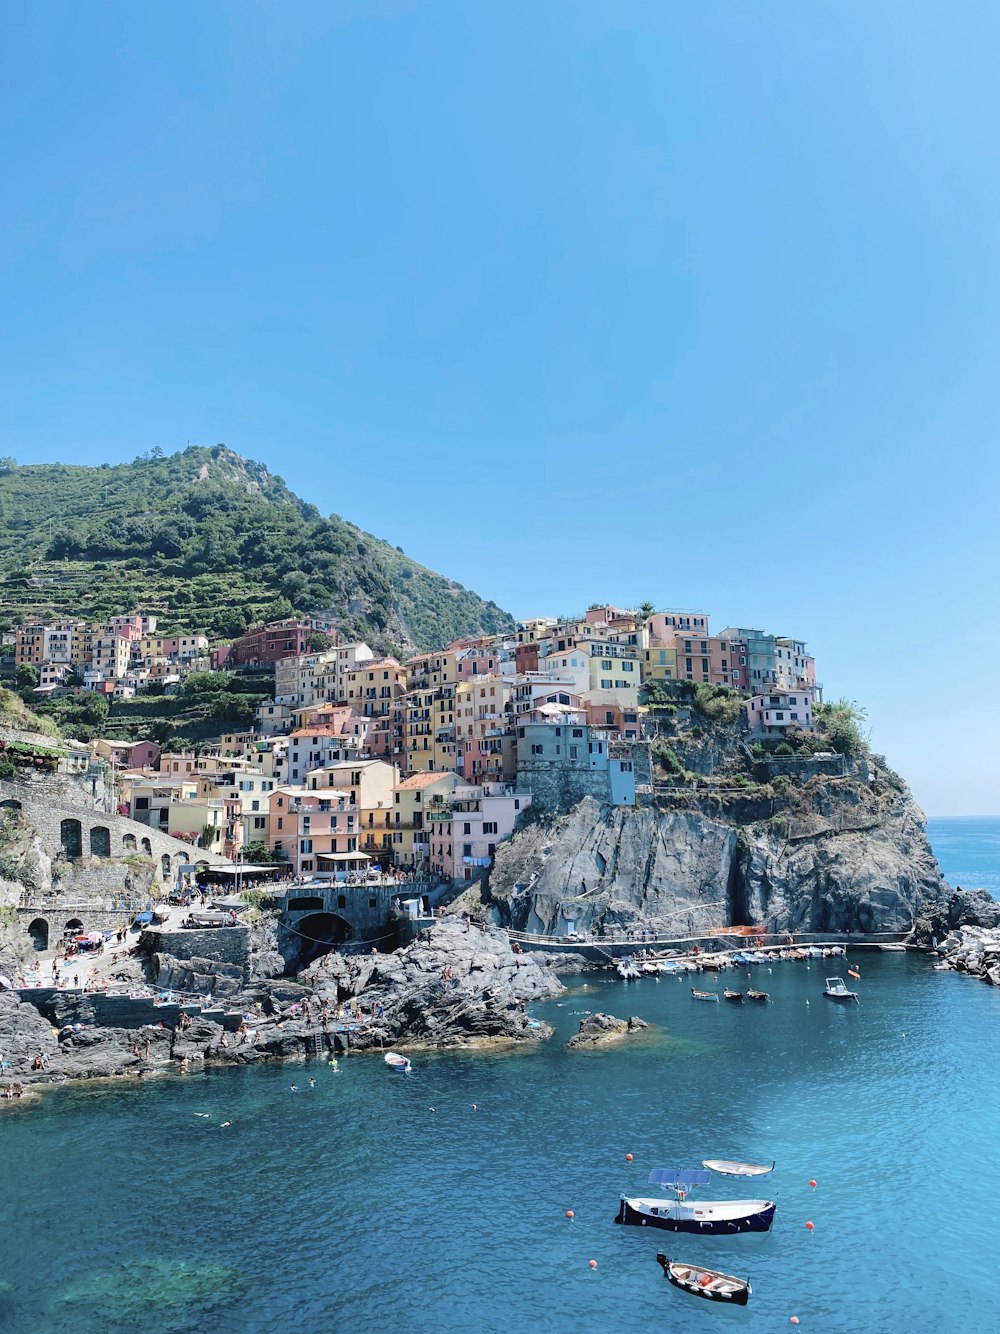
926,816 -> 1000,900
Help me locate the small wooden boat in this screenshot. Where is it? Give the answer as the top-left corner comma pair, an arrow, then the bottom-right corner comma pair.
723,989 -> 743,1003
656,1253 -> 751,1305
702,1158 -> 775,1178
384,1051 -> 411,1072
690,988 -> 719,1003
823,976 -> 859,1003
746,989 -> 769,1002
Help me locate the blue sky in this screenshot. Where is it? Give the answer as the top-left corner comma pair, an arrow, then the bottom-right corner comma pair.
1,1 -> 998,816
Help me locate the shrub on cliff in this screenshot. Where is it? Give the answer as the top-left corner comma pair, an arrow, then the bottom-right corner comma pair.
816,699 -> 868,755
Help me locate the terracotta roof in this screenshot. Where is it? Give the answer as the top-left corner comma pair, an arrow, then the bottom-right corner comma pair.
395,772 -> 455,790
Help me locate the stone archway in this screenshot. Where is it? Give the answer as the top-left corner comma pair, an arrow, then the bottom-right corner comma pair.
287,896 -> 324,912
123,833 -> 137,852
27,917 -> 48,951
287,911 -> 353,969
140,838 -> 152,855
90,825 -> 111,858
161,854 -> 172,879
0,798 -> 22,814
64,917 -> 84,937
60,818 -> 82,859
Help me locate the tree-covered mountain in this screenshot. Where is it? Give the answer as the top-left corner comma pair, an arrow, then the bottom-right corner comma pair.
0,446 -> 513,652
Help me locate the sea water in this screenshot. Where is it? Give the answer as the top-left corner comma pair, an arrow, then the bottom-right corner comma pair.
0,822 -> 996,1334
927,816 -> 1000,899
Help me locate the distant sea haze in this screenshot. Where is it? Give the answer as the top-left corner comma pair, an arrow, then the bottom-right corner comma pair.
926,817 -> 1000,900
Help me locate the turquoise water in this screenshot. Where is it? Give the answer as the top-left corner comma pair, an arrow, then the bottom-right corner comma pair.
2,950 -> 1000,1333
927,816 -> 1000,898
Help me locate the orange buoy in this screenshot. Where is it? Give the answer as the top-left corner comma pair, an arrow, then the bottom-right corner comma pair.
588,1259 -> 598,1270
809,1179 -> 817,1189
806,1221 -> 814,1231
790,1319 -> 800,1326
625,1153 -> 633,1162
566,1210 -> 574,1219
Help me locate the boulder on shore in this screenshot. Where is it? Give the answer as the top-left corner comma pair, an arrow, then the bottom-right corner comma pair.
567,1012 -> 649,1048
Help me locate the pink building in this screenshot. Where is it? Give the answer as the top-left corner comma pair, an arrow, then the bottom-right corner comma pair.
431,784 -> 533,882
268,786 -> 368,877
745,691 -> 814,735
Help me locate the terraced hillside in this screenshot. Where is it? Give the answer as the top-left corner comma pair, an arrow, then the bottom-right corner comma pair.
0,446 -> 512,652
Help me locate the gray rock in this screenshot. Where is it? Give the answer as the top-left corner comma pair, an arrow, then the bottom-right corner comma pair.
486,778 -> 950,938
567,1011 -> 649,1048
300,919 -> 562,1049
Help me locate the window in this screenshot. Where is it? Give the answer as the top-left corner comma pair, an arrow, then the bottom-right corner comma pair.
300,839 -> 312,853
277,817 -> 283,830
601,679 -> 612,689
572,728 -> 583,738
482,822 -> 498,834
532,744 -> 543,754
463,822 -> 471,834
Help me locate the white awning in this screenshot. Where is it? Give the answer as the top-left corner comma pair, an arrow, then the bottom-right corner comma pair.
317,851 -> 371,862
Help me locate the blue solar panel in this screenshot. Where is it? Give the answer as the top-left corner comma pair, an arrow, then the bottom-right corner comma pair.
647,1168 -> 712,1187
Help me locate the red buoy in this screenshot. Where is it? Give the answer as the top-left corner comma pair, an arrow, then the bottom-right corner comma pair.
588,1259 -> 598,1270
806,1221 -> 815,1231
566,1210 -> 574,1219
809,1179 -> 817,1189
790,1319 -> 800,1326
625,1153 -> 633,1162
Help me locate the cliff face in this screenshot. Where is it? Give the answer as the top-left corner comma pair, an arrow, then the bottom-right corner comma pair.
486,769 -> 948,937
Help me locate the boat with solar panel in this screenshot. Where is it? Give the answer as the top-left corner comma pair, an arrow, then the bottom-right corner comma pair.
614,1168 -> 776,1234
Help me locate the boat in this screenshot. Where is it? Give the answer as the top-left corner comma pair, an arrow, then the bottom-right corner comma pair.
690,988 -> 719,1002
701,1159 -> 775,1178
723,989 -> 744,1003
616,1170 -> 776,1234
383,1051 -> 412,1072
823,976 -> 859,1003
617,963 -> 641,980
655,1253 -> 751,1306
699,957 -> 729,971
746,989 -> 769,1002
878,943 -> 907,952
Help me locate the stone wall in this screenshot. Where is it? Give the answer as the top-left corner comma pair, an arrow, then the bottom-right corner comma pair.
0,773 -> 231,881
515,762 -> 613,813
142,925 -> 251,969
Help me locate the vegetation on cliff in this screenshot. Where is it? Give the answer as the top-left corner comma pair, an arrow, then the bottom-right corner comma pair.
0,446 -> 513,652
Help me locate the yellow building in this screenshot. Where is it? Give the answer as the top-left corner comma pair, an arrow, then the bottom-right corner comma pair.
404,687 -> 436,772
391,772 -> 458,871
344,657 -> 407,718
641,641 -> 678,683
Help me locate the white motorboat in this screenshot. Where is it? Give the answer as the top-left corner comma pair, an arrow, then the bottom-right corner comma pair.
384,1051 -> 411,1073
823,976 -> 859,1003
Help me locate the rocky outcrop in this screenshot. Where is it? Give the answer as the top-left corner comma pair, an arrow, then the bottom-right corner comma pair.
932,925 -> 1000,986
300,918 -> 562,1049
486,773 -> 950,937
567,1012 -> 648,1048
911,888 -> 1000,944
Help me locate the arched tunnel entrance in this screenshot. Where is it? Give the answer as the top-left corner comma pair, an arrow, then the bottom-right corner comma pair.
285,911 -> 353,971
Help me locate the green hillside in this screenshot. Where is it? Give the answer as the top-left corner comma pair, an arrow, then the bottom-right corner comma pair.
0,446 -> 512,653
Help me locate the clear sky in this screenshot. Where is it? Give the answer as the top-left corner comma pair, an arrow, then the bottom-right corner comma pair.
1,2 -> 998,816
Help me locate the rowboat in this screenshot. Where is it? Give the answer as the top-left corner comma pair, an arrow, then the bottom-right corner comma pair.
690,988 -> 719,1003
702,1158 -> 775,1178
723,989 -> 743,1003
655,1253 -> 751,1305
824,976 -> 859,1003
616,1170 -> 776,1234
384,1051 -> 411,1072
878,943 -> 906,952
746,989 -> 769,1002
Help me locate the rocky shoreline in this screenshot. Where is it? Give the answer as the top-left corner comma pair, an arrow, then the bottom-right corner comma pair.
0,921 -> 564,1103
931,925 -> 1000,987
